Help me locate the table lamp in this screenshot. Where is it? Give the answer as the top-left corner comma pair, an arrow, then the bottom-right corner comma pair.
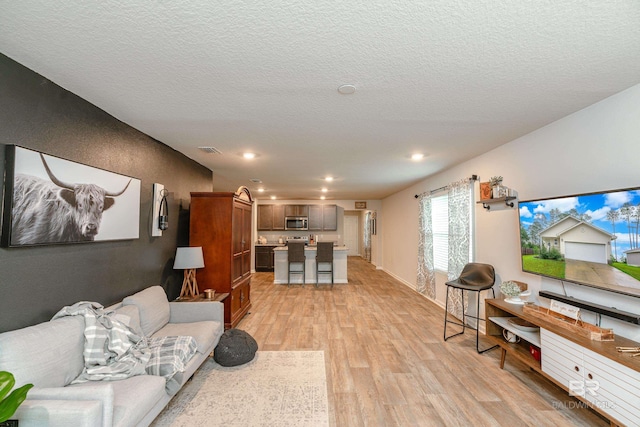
174,246 -> 204,298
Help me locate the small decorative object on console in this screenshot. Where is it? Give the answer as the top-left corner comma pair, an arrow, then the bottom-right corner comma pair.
500,280 -> 528,304
529,344 -> 541,361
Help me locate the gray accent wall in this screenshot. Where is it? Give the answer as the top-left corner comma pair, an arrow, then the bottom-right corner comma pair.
0,54 -> 213,332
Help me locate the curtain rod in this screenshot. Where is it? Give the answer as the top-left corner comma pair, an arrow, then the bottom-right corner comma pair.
414,174 -> 479,199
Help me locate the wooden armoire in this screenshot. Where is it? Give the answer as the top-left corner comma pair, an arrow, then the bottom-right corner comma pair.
189,187 -> 253,329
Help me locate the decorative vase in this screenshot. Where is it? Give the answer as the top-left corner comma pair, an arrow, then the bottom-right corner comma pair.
505,290 -> 531,305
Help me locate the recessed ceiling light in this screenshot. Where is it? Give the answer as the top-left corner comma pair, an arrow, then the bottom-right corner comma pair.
320,196 -> 326,200
321,188 -> 328,193
257,188 -> 265,193
270,195 -> 277,200
411,153 -> 425,161
325,176 -> 334,182
243,152 -> 256,159
338,84 -> 356,95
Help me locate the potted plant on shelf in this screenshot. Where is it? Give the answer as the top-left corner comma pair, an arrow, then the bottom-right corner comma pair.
0,371 -> 33,427
489,176 -> 504,198
500,280 -> 530,305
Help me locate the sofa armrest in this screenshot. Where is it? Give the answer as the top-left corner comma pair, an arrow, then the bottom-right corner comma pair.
169,301 -> 224,324
24,385 -> 114,427
15,399 -> 104,427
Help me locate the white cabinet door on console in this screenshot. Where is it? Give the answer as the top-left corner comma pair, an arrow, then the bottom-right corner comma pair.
583,347 -> 640,427
541,329 -> 640,427
540,328 -> 583,389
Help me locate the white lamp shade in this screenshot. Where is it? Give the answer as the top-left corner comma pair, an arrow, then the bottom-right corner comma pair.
173,247 -> 205,269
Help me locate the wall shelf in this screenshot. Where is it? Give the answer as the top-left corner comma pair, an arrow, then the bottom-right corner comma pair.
477,196 -> 516,210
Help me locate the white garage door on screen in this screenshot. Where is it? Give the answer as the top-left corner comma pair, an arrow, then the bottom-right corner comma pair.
565,242 -> 606,264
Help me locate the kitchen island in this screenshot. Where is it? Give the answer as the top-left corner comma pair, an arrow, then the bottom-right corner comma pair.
273,245 -> 348,284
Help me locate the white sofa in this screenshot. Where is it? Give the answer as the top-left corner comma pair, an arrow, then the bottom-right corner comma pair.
0,286 -> 224,427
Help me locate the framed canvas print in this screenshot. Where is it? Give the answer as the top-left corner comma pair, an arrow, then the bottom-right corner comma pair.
1,145 -> 141,247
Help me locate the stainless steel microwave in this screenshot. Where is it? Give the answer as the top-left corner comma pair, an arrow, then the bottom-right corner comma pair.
285,216 -> 308,230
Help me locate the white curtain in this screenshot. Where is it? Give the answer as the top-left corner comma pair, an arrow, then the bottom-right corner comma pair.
446,179 -> 473,318
417,194 -> 436,298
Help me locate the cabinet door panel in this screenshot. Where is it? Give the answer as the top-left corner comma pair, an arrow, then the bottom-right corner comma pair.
308,205 -> 322,231
257,205 -> 273,230
583,350 -> 640,426
272,205 -> 285,230
242,205 -> 252,276
540,329 -> 583,389
322,205 -> 337,230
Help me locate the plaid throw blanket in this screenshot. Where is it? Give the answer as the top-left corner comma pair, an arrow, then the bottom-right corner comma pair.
52,302 -> 197,392
147,336 -> 198,394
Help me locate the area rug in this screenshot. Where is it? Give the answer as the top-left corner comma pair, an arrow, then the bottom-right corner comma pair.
151,351 -> 329,427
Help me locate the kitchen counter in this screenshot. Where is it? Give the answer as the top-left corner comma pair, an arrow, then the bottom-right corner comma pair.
273,245 -> 348,284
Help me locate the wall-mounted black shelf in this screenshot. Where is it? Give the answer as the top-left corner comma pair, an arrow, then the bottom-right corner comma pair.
539,291 -> 640,324
477,196 -> 516,210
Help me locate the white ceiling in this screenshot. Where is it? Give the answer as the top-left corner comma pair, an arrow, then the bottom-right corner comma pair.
2,1 -> 640,200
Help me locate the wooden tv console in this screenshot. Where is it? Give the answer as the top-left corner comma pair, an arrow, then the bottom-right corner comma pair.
485,298 -> 640,427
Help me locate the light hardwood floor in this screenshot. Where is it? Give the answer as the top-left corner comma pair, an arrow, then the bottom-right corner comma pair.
237,256 -> 609,426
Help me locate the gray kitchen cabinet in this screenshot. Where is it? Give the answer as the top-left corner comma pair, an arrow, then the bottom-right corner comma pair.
285,204 -> 309,217
308,205 -> 323,231
258,204 -> 285,231
257,205 -> 273,230
322,205 -> 337,230
272,204 -> 285,230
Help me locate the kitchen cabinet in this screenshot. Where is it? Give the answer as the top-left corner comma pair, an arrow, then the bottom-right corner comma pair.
255,245 -> 277,271
257,205 -> 273,230
285,204 -> 308,217
257,204 -> 286,231
259,204 -> 336,231
273,204 -> 285,230
190,187 -> 253,329
308,205 -> 323,231
322,205 -> 337,231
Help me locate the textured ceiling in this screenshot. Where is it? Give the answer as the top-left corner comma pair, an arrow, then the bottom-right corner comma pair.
1,1 -> 640,200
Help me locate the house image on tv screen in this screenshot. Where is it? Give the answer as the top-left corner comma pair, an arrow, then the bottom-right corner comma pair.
540,216 -> 615,264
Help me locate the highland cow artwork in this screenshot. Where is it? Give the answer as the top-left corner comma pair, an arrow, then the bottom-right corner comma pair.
2,146 -> 140,247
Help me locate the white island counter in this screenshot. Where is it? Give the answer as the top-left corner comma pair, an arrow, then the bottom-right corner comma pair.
273,245 -> 348,285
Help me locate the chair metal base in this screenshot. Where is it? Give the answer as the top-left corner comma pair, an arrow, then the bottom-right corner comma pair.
315,263 -> 334,288
443,286 -> 498,354
287,263 -> 305,287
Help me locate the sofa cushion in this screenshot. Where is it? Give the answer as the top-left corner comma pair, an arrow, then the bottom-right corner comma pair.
152,320 -> 222,354
72,374 -> 166,427
111,304 -> 143,337
122,286 -> 170,337
0,316 -> 85,388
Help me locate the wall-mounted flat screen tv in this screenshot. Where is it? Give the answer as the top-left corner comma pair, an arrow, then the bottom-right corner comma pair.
518,187 -> 640,297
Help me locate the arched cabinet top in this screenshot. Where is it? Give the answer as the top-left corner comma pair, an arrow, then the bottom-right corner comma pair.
235,186 -> 253,203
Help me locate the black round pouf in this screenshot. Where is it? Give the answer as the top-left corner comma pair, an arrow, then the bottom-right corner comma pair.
213,328 -> 258,367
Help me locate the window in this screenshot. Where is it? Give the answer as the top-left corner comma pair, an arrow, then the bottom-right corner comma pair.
430,191 -> 474,273
432,194 -> 448,271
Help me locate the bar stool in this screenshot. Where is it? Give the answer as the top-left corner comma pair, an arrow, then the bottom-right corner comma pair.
287,242 -> 306,287
315,242 -> 334,288
443,262 -> 498,354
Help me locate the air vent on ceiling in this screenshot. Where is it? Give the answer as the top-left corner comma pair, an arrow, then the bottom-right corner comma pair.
198,146 -> 222,154
249,178 -> 262,183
